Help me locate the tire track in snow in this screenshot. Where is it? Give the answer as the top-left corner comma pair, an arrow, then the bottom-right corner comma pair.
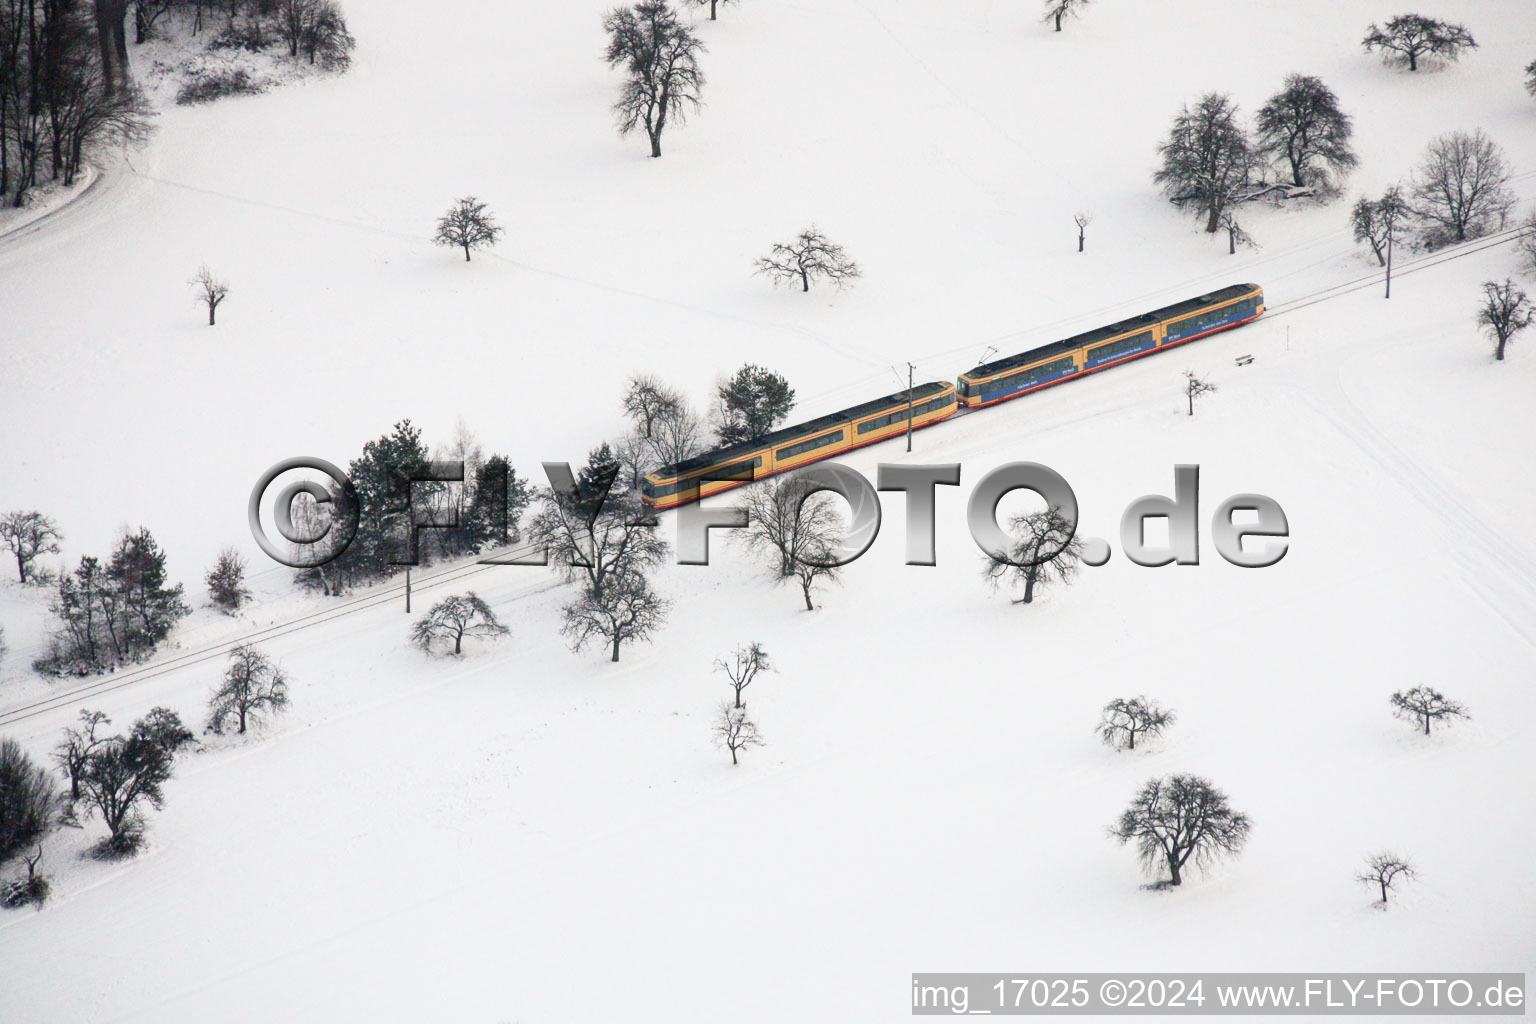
1285,380 -> 1536,652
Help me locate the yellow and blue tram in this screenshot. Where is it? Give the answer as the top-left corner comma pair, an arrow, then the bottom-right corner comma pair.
957,282 -> 1264,408
641,382 -> 959,510
641,283 -> 1264,511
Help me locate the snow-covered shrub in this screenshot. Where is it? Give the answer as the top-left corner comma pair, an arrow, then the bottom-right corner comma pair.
1,871 -> 50,909
176,66 -> 268,105
89,819 -> 146,860
211,18 -> 275,53
131,708 -> 196,755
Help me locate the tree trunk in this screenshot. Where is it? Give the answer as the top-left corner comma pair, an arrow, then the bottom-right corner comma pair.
208,303 -> 216,326
1228,229 -> 1236,255
1128,729 -> 1135,751
463,243 -> 470,261
0,90 -> 8,197
1204,205 -> 1219,234
16,551 -> 26,583
610,636 -> 621,661
1022,572 -> 1035,604
648,131 -> 661,158
1168,858 -> 1182,886
1408,51 -> 1417,71
1379,879 -> 1388,903
1054,12 -> 1062,30
238,707 -> 247,734
1496,335 -> 1507,361
799,269 -> 809,292
94,0 -> 116,94
1423,714 -> 1430,735
729,743 -> 737,764
454,632 -> 463,654
802,580 -> 813,610
1077,230 -> 1084,252
1187,390 -> 1194,415
710,0 -> 717,18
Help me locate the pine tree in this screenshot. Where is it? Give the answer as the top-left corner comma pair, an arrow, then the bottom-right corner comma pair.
106,528 -> 189,655
715,364 -> 796,444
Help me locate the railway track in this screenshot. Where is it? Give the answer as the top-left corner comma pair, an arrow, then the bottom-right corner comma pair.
1,218 -> 1527,729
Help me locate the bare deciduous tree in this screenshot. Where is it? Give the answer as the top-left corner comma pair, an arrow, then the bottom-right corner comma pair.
982,506 -> 1083,606
528,477 -> 669,599
603,0 -> 705,158
191,264 -> 229,325
688,0 -> 736,20
623,375 -> 684,439
1476,279 -> 1533,361
0,510 -> 62,584
1357,853 -> 1414,907
0,843 -> 50,908
1255,74 -> 1357,190
54,709 -> 111,802
1183,370 -> 1216,415
755,227 -> 861,292
1350,186 -> 1412,267
411,592 -> 509,655
1098,697 -> 1176,752
1218,210 -> 1256,254
1073,211 -> 1091,252
1411,129 -> 1515,246
1362,15 -> 1476,72
1041,0 -> 1090,32
79,730 -> 173,856
714,701 -> 763,765
1109,774 -> 1252,887
739,476 -> 844,610
1154,92 -> 1255,234
715,641 -> 770,708
1518,211 -> 1536,277
434,196 -> 503,262
1389,685 -> 1468,735
207,644 -> 290,735
275,0 -> 355,68
561,568 -> 670,662
648,402 -> 706,466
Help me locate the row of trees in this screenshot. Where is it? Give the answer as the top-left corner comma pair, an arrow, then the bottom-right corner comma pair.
0,0 -> 155,206
1155,76 -> 1357,239
32,528 -> 189,676
0,642 -> 291,906
294,419 -> 534,596
1350,129 -> 1518,258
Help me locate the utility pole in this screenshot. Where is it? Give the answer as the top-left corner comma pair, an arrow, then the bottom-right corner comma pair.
905,362 -> 915,452
1385,230 -> 1393,299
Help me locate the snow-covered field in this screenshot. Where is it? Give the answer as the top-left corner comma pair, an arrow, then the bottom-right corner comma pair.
2,1 -> 1534,1021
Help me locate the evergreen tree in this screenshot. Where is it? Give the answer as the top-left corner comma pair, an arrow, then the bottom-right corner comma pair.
715,364 -> 796,444
205,546 -> 251,613
299,420 -> 430,593
459,455 -> 534,553
106,528 -> 188,653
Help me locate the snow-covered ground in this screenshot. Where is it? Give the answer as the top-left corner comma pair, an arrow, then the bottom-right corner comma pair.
1,1 -> 1534,1021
